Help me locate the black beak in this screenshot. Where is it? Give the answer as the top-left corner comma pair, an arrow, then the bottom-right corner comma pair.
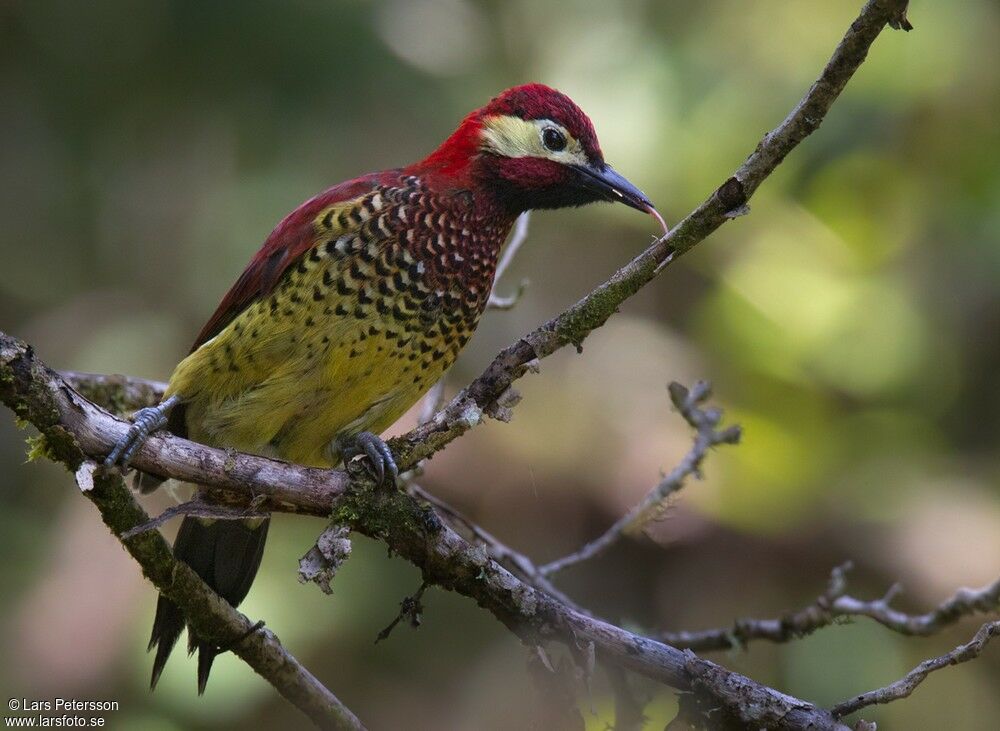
572,163 -> 655,214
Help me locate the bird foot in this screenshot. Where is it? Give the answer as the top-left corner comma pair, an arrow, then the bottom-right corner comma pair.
342,432 -> 398,486
105,394 -> 181,469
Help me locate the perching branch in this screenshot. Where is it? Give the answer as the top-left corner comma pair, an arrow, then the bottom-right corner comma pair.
3,333 -> 854,731
2,352 -> 363,730
0,1 -> 930,728
64,365 -> 652,614
34,366 -> 999,731
660,562 -> 1000,652
540,381 -> 740,576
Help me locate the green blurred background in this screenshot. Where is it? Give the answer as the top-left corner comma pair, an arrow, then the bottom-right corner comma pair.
1,1 -> 998,729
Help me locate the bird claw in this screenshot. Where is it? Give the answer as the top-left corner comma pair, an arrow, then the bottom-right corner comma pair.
104,395 -> 180,469
343,432 -> 398,486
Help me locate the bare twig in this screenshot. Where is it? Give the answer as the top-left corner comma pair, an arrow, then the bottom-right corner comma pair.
833,577 -> 1000,637
120,498 -> 268,540
375,582 -> 429,643
832,620 -> 1000,718
486,283 -> 528,311
416,379 -> 447,427
540,381 -> 740,576
488,212 -> 531,310
660,562 -> 1000,651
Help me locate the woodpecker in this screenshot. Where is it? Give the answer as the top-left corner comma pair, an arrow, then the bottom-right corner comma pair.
105,83 -> 664,693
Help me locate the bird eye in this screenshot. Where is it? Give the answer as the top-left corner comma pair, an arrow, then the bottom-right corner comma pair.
541,127 -> 567,152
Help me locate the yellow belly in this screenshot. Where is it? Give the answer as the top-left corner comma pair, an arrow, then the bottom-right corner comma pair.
165,237 -> 468,467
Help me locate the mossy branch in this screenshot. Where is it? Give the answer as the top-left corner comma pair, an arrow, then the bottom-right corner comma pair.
1,339 -> 364,731
2,331 -> 854,730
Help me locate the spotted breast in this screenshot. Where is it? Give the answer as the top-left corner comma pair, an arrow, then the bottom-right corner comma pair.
166,174 -> 513,467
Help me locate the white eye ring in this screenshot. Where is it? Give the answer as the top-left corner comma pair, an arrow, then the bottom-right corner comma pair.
541,126 -> 567,152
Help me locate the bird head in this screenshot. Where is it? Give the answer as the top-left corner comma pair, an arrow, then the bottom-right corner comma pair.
419,84 -> 665,229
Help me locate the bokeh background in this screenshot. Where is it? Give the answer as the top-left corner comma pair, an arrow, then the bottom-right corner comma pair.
2,1 -> 998,729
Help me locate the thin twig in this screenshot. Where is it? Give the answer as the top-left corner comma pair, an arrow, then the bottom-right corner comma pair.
417,379 -> 447,427
488,212 -> 531,310
660,562 -> 1000,651
120,498 -> 268,540
833,577 -> 1000,637
375,582 -> 429,643
494,211 -> 531,283
540,381 -> 740,576
486,283 -> 528,311
831,620 -> 1000,718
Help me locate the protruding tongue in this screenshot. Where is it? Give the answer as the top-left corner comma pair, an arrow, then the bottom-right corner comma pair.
647,206 -> 670,237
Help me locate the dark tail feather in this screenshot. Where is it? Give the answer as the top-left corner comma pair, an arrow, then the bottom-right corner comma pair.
148,596 -> 185,690
147,513 -> 270,693
195,639 -> 216,696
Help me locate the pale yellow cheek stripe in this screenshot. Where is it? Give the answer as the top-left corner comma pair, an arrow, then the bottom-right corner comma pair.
480,114 -> 589,166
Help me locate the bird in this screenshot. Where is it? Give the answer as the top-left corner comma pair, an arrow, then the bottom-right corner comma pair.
103,83 -> 665,694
